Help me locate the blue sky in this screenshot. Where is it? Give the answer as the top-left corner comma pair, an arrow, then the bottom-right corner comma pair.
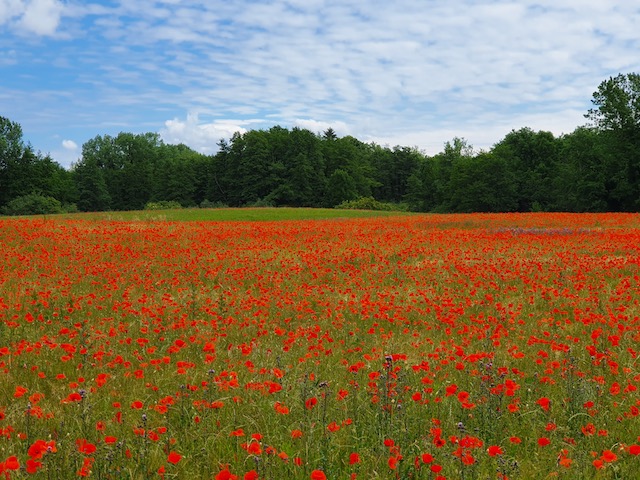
1,0 -> 639,168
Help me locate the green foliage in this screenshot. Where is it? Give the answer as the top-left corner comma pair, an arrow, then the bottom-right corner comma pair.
62,202 -> 79,214
144,200 -> 183,210
73,156 -> 111,212
335,196 -> 407,212
2,193 -> 64,216
586,73 -> 640,133
585,73 -> 640,210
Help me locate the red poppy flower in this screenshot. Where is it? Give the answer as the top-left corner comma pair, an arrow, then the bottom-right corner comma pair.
167,451 -> 182,465
310,470 -> 327,480
487,445 -> 503,456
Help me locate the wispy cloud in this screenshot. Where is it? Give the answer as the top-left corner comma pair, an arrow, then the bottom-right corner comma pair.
2,0 -> 639,167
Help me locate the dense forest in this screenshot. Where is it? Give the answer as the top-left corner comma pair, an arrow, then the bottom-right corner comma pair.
1,73 -> 639,214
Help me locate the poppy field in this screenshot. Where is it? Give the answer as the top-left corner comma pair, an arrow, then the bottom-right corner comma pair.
1,212 -> 640,479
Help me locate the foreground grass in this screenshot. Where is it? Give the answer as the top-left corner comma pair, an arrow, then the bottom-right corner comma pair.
1,213 -> 640,479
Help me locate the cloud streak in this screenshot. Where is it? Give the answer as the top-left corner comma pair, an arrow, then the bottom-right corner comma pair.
1,0 -> 640,167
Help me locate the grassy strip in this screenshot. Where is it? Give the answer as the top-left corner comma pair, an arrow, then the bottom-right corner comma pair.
51,207 -> 411,222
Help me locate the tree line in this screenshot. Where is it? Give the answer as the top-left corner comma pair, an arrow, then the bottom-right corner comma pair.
2,73 -> 639,214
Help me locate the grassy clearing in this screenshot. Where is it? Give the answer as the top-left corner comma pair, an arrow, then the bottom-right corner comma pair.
52,207 -> 411,222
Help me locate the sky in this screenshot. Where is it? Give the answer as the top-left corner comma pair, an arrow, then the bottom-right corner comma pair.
1,1 -> 639,169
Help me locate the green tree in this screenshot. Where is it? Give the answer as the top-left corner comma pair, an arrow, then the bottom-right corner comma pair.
448,152 -> 518,212
326,169 -> 358,207
0,116 -> 27,207
226,130 -> 275,205
431,137 -> 474,211
405,155 -> 437,212
80,132 -> 161,211
371,144 -> 422,204
585,73 -> 640,210
331,136 -> 379,198
153,144 -> 208,207
555,128 -> 608,212
73,156 -> 111,212
491,128 -> 560,211
282,127 -> 326,206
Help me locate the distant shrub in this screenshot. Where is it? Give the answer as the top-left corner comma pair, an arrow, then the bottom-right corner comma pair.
62,203 -> 79,214
200,199 -> 229,209
2,193 -> 64,216
335,196 -> 407,212
144,201 -> 183,210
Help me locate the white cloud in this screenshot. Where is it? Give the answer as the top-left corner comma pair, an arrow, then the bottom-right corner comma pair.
0,0 -> 24,24
0,0 -> 64,35
159,112 -> 249,154
62,139 -> 78,150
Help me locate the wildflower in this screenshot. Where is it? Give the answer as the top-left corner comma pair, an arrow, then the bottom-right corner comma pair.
327,421 -> 340,432
601,450 -> 617,462
538,437 -> 551,447
581,423 -> 596,436
487,445 -> 504,456
629,445 -> 640,455
76,439 -> 97,455
421,453 -> 434,463
14,386 -> 28,398
215,468 -> 238,480
26,458 -> 43,474
536,397 -> 551,411
4,456 -> 19,470
310,470 -> 327,480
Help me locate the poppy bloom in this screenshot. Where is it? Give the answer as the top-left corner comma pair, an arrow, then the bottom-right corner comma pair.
601,450 -> 617,462
167,451 -> 182,465
4,456 -> 19,470
76,439 -> 97,455
629,445 -> 640,455
310,470 -> 327,480
215,469 -> 238,480
536,397 -> 551,411
487,445 -> 504,456
327,421 -> 340,432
